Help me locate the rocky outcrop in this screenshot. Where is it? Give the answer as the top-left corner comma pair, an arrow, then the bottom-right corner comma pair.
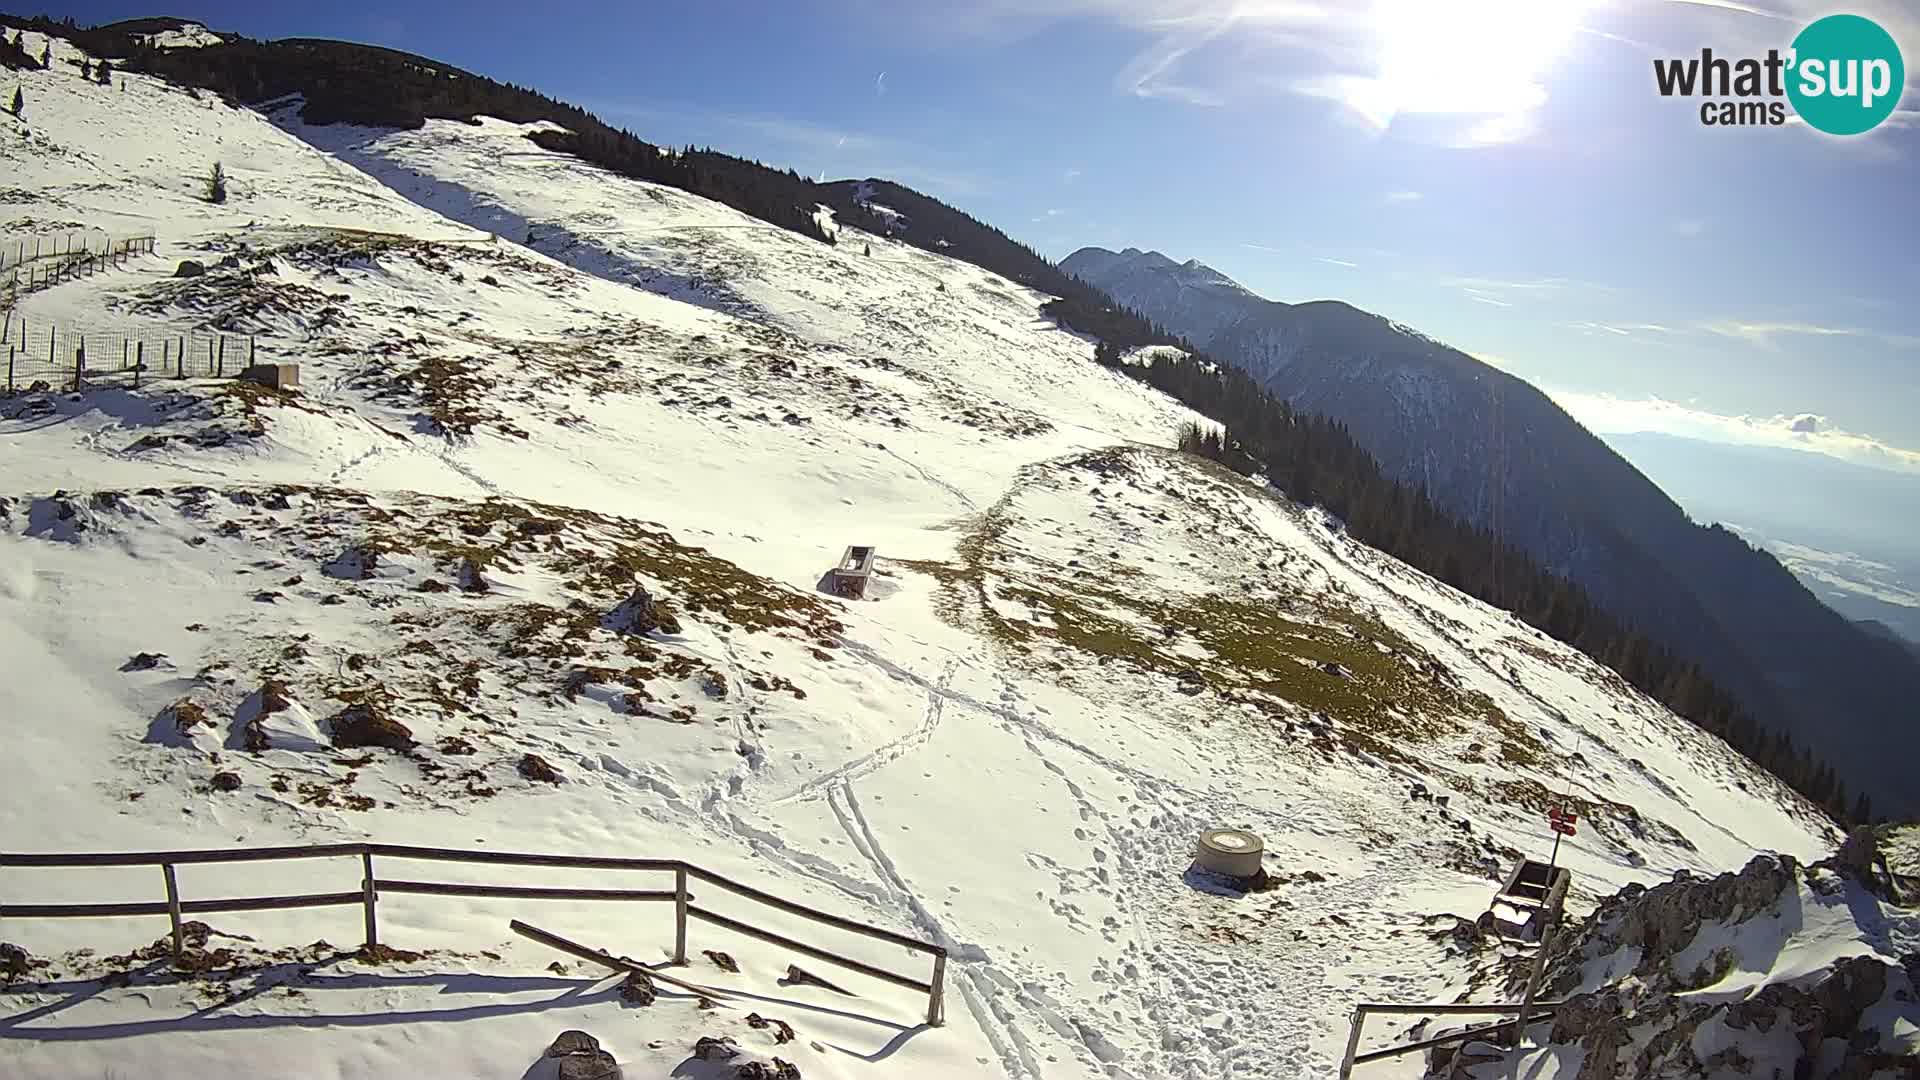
328,702 -> 415,752
518,752 -> 561,784
1443,848 -> 1920,1080
604,585 -> 681,636
323,544 -> 384,580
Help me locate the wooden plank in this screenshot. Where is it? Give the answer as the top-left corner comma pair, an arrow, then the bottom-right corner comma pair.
927,952 -> 947,1027
674,866 -> 689,965
161,864 -> 183,959
3,891 -> 364,918
687,904 -> 930,994
183,891 -> 366,915
509,919 -> 730,1000
1353,1001 -> 1565,1016
374,879 -> 679,903
0,843 -> 369,868
1,900 -> 175,919
686,866 -> 943,956
361,852 -> 378,949
1351,1009 -> 1558,1066
366,844 -> 680,872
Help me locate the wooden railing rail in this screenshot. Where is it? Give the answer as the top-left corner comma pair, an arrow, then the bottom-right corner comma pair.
0,842 -> 947,1025
1337,1000 -> 1568,1078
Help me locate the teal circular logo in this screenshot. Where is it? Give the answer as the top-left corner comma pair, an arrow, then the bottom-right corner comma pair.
1786,14 -> 1905,135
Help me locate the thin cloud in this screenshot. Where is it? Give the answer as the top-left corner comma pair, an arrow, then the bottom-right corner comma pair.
1385,190 -> 1423,203
1674,219 -> 1707,238
875,71 -> 887,96
1119,38 -> 1229,105
1442,274 -> 1573,294
1316,256 -> 1359,268
1659,0 -> 1791,17
1550,389 -> 1920,474
1700,320 -> 1920,349
1570,320 -> 1675,337
1063,167 -> 1083,183
1470,294 -> 1512,307
1240,242 -> 1289,255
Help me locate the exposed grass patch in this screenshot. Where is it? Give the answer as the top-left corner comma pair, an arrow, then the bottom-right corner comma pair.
896,449 -> 1511,766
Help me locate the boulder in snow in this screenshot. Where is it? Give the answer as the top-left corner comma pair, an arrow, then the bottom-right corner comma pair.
236,680 -> 327,753
604,586 -> 681,636
545,1031 -> 601,1058
328,702 -> 415,752
323,544 -> 383,580
173,259 -> 206,278
519,753 -> 562,784
734,1061 -> 801,1080
543,1030 -> 620,1080
456,555 -> 490,594
617,970 -> 655,1007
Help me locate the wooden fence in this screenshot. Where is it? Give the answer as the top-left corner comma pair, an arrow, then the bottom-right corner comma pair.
0,842 -> 948,1026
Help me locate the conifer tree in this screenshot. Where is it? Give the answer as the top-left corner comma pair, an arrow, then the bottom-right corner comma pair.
9,86 -> 20,118
206,161 -> 227,204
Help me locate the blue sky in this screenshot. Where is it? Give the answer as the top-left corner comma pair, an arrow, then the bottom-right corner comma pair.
38,0 -> 1920,471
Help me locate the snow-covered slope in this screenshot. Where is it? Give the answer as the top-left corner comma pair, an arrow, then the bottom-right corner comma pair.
0,30 -> 1861,1080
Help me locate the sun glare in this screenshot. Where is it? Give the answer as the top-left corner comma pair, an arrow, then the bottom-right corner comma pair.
1366,0 -> 1591,124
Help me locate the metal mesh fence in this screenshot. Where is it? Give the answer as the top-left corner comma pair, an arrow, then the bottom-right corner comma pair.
1,314 -> 256,393
0,235 -> 156,302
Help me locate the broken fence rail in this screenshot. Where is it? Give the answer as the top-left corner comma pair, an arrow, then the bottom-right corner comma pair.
1337,1000 -> 1569,1078
0,841 -> 948,1026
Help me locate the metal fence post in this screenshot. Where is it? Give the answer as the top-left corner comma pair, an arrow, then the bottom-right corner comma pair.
927,951 -> 947,1027
216,336 -> 225,376
161,863 -> 185,960
361,851 -> 378,949
6,345 -> 13,393
673,866 -> 689,965
73,343 -> 84,393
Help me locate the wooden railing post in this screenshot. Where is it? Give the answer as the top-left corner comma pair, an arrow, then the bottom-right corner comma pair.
361,851 -> 378,949
1338,1005 -> 1367,1079
673,865 -> 689,965
927,951 -> 947,1027
161,863 -> 184,961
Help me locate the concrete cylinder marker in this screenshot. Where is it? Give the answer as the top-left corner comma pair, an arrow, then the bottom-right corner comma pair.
1195,828 -> 1264,879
